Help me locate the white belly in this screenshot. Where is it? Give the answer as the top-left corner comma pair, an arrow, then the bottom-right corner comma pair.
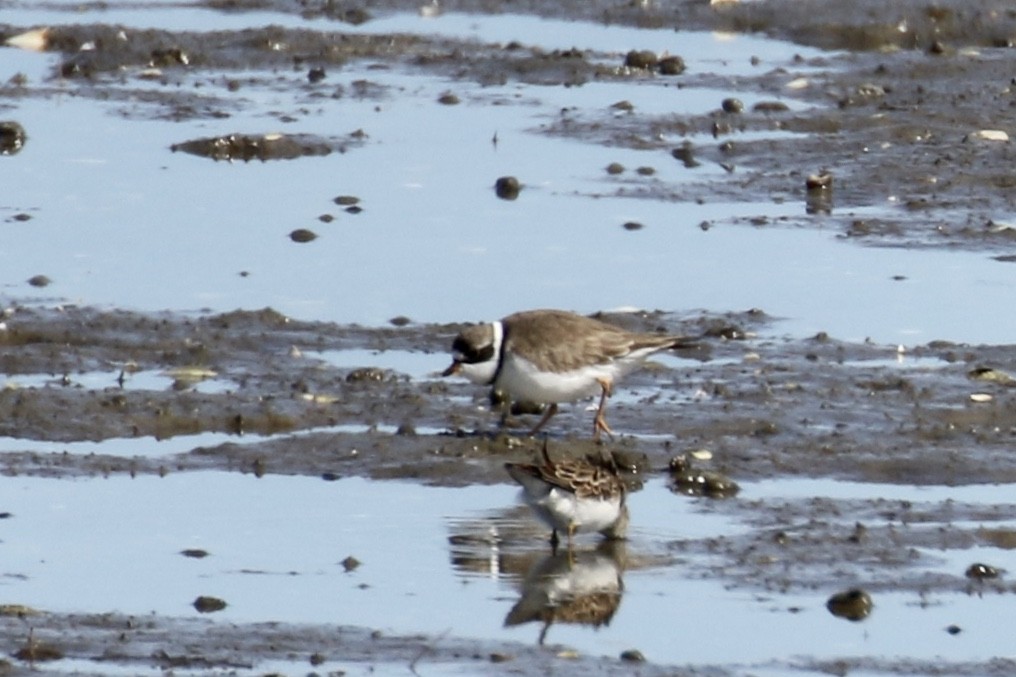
497,353 -> 616,404
524,487 -> 624,535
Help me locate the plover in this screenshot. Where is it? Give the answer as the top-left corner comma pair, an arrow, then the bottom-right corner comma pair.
443,308 -> 691,439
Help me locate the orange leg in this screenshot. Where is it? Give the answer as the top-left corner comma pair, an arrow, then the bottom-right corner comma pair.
592,379 -> 615,442
528,402 -> 559,436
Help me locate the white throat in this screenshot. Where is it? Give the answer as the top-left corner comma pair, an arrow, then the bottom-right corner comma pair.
458,320 -> 504,386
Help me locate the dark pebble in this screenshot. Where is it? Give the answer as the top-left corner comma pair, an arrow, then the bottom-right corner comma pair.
624,50 -> 657,70
620,649 -> 645,662
193,596 -> 227,613
826,588 -> 873,621
965,563 -> 1000,580
657,55 -> 685,75
0,120 -> 27,155
721,97 -> 744,114
495,176 -> 521,200
289,228 -> 317,243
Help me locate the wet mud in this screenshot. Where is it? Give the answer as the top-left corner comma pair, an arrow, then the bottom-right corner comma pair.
4,0 -> 1016,674
2,303 -> 1016,673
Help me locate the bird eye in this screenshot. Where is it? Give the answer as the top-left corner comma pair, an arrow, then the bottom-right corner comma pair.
452,337 -> 495,364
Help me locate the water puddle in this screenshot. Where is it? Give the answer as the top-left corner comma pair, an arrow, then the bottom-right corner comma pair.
305,348 -> 443,381
2,366 -> 234,394
0,420 -> 455,457
2,472 -> 1015,673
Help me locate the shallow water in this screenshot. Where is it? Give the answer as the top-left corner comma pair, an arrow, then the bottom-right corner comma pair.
1,10 -> 1015,344
2,472 -> 1015,673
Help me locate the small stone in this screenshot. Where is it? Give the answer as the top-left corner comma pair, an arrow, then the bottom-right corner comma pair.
289,228 -> 317,243
494,176 -> 521,200
341,555 -> 361,572
437,92 -> 460,105
0,120 -> 27,155
624,50 -> 657,70
334,195 -> 360,206
622,221 -> 644,231
346,367 -> 387,383
967,366 -> 1016,384
307,66 -> 326,83
620,649 -> 645,662
753,101 -> 790,113
27,274 -> 51,287
826,588 -> 873,621
965,563 -> 1000,580
657,55 -> 685,75
180,549 -> 209,558
721,97 -> 744,113
193,596 -> 227,613
605,162 -> 625,175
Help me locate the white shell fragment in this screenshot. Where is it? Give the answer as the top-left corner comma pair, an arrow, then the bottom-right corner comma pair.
162,366 -> 217,381
300,393 -> 339,404
963,130 -> 1009,143
969,393 -> 993,403
6,27 -> 50,52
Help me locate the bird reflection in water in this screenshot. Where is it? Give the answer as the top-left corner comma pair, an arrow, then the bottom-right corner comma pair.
504,540 -> 626,645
